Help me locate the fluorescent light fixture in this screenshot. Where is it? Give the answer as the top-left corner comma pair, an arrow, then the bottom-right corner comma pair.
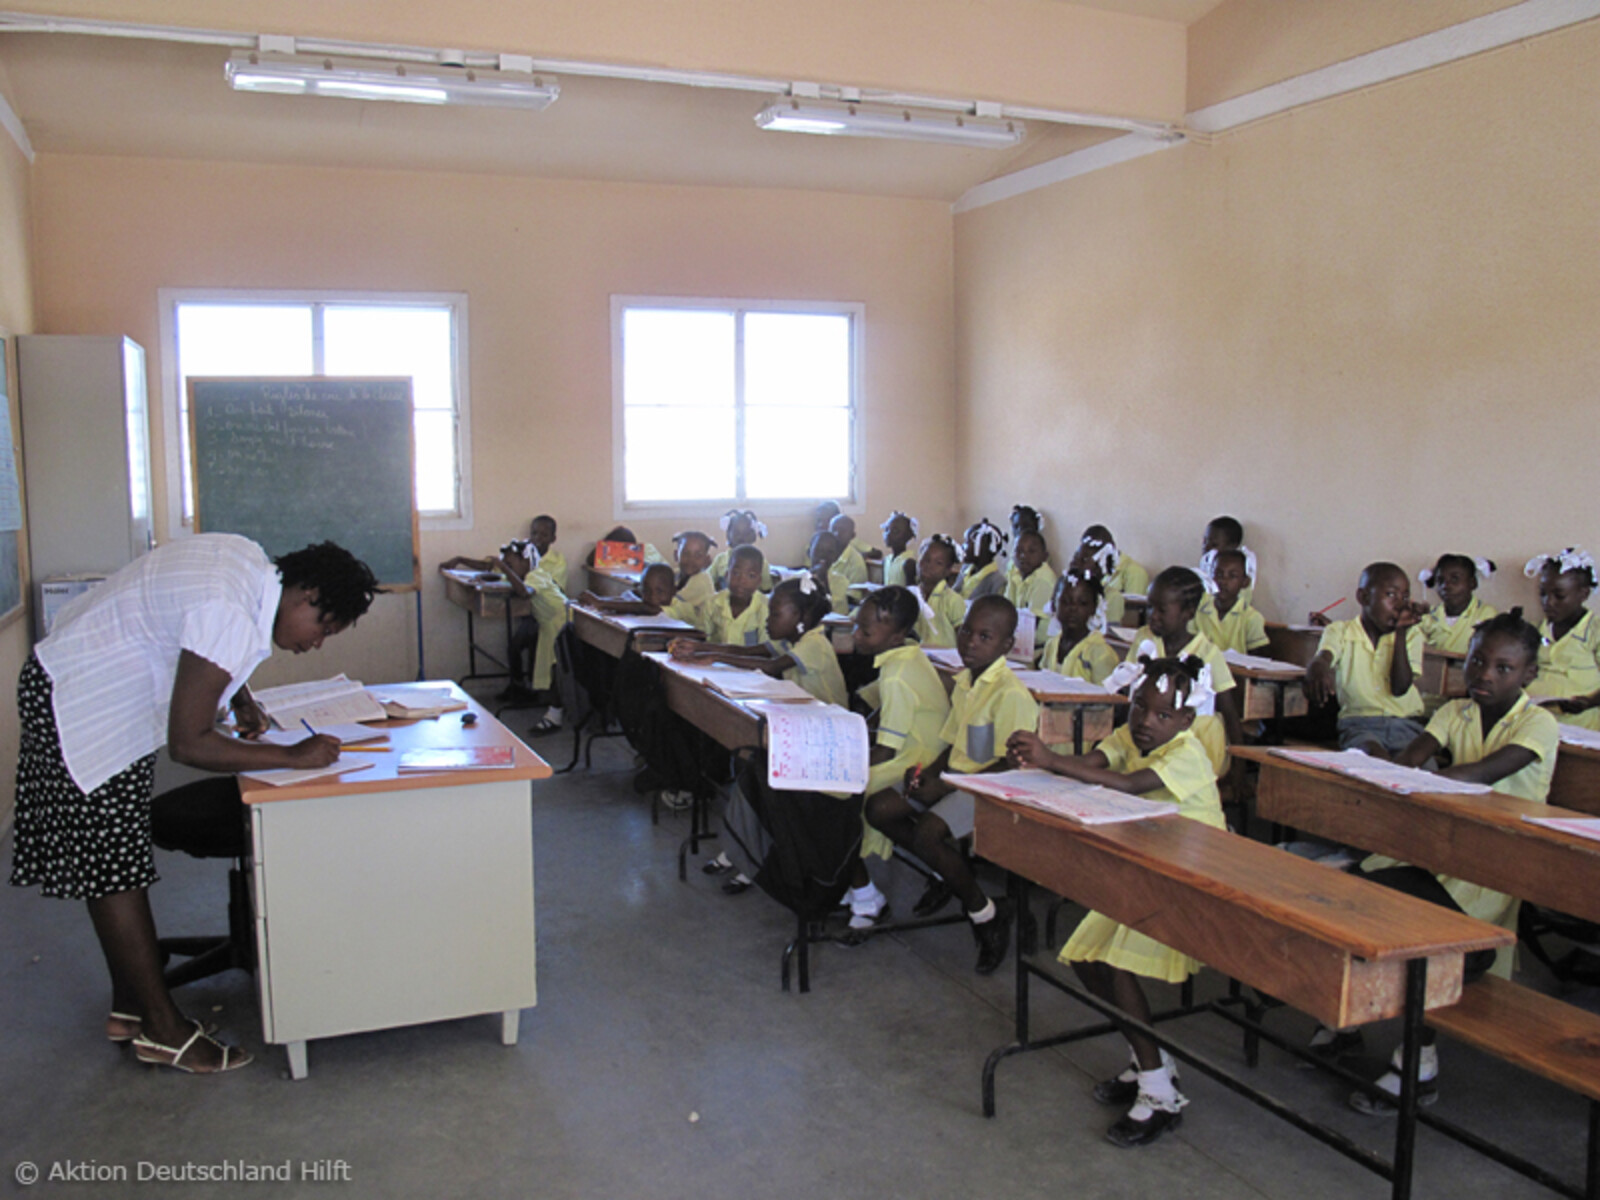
756,98 -> 1023,148
226,53 -> 559,111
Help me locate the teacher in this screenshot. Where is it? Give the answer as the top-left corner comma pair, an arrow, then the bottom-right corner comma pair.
10,534 -> 378,1075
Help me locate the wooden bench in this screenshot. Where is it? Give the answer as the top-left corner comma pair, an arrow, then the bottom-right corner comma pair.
1428,975 -> 1600,1199
1420,646 -> 1467,700
1550,738 -> 1600,817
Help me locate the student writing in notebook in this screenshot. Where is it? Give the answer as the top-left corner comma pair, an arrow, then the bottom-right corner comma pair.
1007,654 -> 1224,1147
866,595 -> 1037,974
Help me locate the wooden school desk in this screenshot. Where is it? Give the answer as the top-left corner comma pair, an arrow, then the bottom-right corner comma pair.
1265,622 -> 1326,668
1237,747 -> 1600,924
585,564 -> 644,598
924,649 -> 1126,756
1419,646 -> 1467,700
1550,735 -> 1600,816
974,791 -> 1509,1200
439,566 -> 529,683
239,683 -> 550,1079
1225,654 -> 1311,722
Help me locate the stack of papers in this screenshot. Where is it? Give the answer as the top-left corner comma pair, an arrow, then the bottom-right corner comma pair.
1270,748 -> 1492,795
252,675 -> 388,727
1523,816 -> 1600,843
1010,668 -> 1115,699
241,760 -> 375,787
1222,650 -> 1306,676
923,647 -> 965,672
944,770 -> 1178,825
368,687 -> 467,719
1557,725 -> 1600,752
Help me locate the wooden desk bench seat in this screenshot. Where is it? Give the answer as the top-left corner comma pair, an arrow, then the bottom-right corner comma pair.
1430,975 -> 1600,1104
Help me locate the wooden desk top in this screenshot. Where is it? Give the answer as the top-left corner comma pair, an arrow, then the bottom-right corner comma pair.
567,602 -> 698,658
973,793 -> 1508,1028
1263,622 -> 1325,668
439,567 -> 529,618
1238,746 -> 1600,925
239,683 -> 550,804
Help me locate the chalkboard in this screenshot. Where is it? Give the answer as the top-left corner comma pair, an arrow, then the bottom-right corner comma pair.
189,378 -> 419,588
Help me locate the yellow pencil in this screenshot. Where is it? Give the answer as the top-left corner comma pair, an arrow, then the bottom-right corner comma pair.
342,744 -> 392,752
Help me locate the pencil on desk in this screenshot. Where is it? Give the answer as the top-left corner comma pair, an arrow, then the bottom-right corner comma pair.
342,745 -> 392,751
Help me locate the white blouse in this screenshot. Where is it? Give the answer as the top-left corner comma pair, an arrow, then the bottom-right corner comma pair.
35,534 -> 282,794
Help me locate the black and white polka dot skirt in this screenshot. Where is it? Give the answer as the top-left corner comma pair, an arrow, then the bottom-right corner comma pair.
9,655 -> 159,900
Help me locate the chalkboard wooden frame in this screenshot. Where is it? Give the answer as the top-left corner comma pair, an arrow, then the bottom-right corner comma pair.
188,377 -> 421,590
0,326 -> 25,632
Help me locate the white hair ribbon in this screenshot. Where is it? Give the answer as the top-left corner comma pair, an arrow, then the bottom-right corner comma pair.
1418,566 -> 1436,588
970,519 -> 1007,559
1103,638 -> 1160,696
501,538 -> 539,568
1199,549 -> 1219,594
915,588 -> 937,624
797,570 -> 818,597
1474,557 -> 1496,581
1526,547 -> 1596,580
1184,663 -> 1218,715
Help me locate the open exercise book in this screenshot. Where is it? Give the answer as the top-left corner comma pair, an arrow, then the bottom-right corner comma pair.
603,612 -> 698,632
747,701 -> 870,794
255,724 -> 389,747
1009,668 -> 1116,699
646,653 -> 816,702
943,770 -> 1177,825
1523,816 -> 1600,844
252,675 -> 388,727
1269,748 -> 1492,795
1222,649 -> 1306,677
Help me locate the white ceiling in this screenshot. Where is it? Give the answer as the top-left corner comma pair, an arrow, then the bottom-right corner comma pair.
0,20 -> 1186,201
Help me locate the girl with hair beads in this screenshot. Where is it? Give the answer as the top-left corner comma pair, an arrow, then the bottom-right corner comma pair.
1008,655 -> 1224,1147
841,586 -> 952,929
1073,526 -> 1147,626
957,519 -> 1008,601
880,511 -> 919,589
1416,554 -> 1498,654
1525,547 -> 1600,728
913,535 -> 966,649
1115,566 -> 1242,776
1040,569 -> 1120,685
710,510 -> 773,593
1005,529 -> 1057,632
1004,505 -> 1045,593
677,574 -> 846,892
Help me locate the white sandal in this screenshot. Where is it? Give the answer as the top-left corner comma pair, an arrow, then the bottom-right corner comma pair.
132,1020 -> 253,1074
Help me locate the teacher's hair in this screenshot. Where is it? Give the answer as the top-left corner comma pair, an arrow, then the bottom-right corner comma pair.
275,542 -> 380,623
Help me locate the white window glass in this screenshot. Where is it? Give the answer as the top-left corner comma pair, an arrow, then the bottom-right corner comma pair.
170,298 -> 466,523
618,301 -> 858,508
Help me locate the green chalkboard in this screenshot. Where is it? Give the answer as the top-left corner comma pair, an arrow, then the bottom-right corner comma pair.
189,378 -> 419,588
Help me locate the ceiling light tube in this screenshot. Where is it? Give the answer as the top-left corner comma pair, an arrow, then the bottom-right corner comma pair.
755,98 -> 1023,148
225,53 -> 559,110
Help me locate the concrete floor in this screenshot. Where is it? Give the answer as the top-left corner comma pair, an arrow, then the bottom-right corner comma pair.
1,726 -> 1594,1200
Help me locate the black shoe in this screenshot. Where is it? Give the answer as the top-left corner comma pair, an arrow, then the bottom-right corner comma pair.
722,877 -> 753,896
913,877 -> 954,918
701,857 -> 734,876
972,902 -> 1013,975
1093,1076 -> 1139,1106
1301,1028 -> 1364,1067
1106,1106 -> 1184,1148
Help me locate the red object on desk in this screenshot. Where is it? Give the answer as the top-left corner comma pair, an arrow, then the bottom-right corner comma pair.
594,540 -> 644,571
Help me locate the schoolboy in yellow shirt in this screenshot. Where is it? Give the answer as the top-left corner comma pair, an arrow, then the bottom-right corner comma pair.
704,546 -> 770,647
710,509 -> 775,593
866,596 -> 1038,974
1004,530 -> 1057,629
807,530 -> 852,615
1524,547 -> 1600,730
1304,561 -> 1425,754
829,514 -> 870,587
1200,515 -> 1255,608
1194,548 -> 1269,654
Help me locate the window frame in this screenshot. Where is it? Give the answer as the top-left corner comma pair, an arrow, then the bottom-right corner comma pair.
157,287 -> 474,539
610,295 -> 864,519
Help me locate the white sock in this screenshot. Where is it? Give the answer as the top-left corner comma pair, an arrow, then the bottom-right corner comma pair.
969,898 -> 997,924
732,872 -> 751,885
711,852 -> 732,868
1387,1043 -> 1439,1082
545,707 -> 563,723
1126,1065 -> 1186,1120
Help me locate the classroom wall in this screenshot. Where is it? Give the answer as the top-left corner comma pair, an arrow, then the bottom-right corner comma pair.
0,67 -> 35,832
953,16 -> 1600,624
27,154 -> 958,688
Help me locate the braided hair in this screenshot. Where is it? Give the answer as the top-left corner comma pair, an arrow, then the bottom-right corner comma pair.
862,585 -> 920,635
1151,565 -> 1205,615
1470,606 -> 1540,663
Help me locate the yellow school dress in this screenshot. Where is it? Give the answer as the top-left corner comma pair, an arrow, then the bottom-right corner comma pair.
521,551 -> 570,691
941,657 -> 1040,773
1123,629 -> 1237,775
666,570 -> 715,633
1059,726 -> 1224,983
882,549 -> 916,589
835,543 -> 869,587
1005,563 -> 1058,623
958,560 -> 1003,601
824,564 -> 852,615
1416,595 -> 1497,655
769,626 -> 848,708
709,548 -> 775,594
1040,630 -> 1119,685
914,581 -> 966,649
1528,611 -> 1600,730
1315,619 -> 1425,718
861,644 -> 952,858
1194,594 -> 1269,655
706,590 -> 770,648
1362,694 -> 1558,977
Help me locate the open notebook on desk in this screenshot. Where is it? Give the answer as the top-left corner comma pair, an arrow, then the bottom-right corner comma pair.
252,675 -> 388,726
1270,748 -> 1492,795
946,769 -> 1177,825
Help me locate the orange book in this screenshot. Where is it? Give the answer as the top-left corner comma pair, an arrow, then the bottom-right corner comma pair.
594,540 -> 645,571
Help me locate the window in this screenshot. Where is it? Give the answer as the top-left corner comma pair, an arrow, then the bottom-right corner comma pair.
159,290 -> 470,534
613,297 -> 861,511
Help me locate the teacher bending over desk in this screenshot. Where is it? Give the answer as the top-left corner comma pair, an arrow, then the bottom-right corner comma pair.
9,534 -> 378,1076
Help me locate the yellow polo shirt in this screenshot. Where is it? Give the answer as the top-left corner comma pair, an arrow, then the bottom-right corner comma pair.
1195,594 -> 1269,655
1315,618 -> 1425,719
1529,610 -> 1600,730
1039,630 -> 1119,684
1099,726 -> 1225,826
958,560 -> 1003,601
835,544 -> 869,587
1417,595 -> 1497,656
666,569 -> 715,632
706,590 -> 770,648
866,644 -> 952,796
1005,562 -> 1058,621
914,581 -> 966,649
770,626 -> 847,708
883,549 -> 916,589
941,657 -> 1040,773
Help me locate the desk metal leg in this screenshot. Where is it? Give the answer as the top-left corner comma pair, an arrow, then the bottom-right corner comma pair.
286,1041 -> 308,1081
1073,709 -> 1085,758
466,610 -> 478,678
1391,957 -> 1427,1200
501,1009 -> 520,1046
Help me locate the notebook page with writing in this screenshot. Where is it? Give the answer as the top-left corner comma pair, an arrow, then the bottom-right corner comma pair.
748,702 -> 869,793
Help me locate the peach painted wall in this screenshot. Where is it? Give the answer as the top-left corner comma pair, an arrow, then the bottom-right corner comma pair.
28,155 -> 958,688
0,71 -> 33,831
955,16 -> 1600,624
